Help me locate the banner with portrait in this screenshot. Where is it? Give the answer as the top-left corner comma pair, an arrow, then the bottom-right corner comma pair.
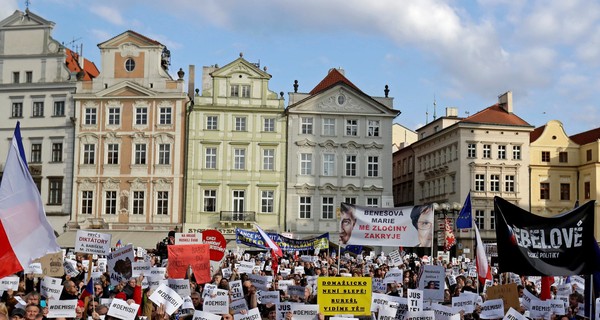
339,203 -> 433,247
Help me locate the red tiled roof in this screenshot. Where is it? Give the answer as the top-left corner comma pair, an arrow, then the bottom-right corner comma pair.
65,48 -> 99,81
569,127 -> 600,145
530,125 -> 546,142
309,68 -> 361,95
461,104 -> 532,127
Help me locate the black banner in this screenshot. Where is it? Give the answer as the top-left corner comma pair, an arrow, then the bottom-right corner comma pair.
495,196 -> 598,275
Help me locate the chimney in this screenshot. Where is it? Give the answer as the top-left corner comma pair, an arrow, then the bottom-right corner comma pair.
188,65 -> 195,99
498,91 -> 513,113
202,65 -> 219,92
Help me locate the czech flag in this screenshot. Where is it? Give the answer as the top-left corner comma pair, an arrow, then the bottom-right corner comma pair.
79,278 -> 95,300
255,224 -> 283,258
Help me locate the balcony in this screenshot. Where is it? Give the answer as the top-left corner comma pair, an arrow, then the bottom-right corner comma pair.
219,211 -> 256,226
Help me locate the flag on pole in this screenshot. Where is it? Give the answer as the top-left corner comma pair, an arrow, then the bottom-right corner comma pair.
0,122 -> 61,278
79,277 -> 95,300
255,224 -> 283,257
475,222 -> 492,284
116,239 -> 122,248
456,192 -> 472,229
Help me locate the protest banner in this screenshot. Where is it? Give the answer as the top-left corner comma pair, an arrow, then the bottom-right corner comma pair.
40,276 -> 63,300
418,265 -> 445,301
149,283 -> 183,315
234,307 -> 261,320
33,251 -> 64,277
107,298 -> 140,320
236,229 -> 329,252
175,233 -> 202,245
407,289 -> 423,312
0,276 -> 19,291
291,303 -> 319,320
168,244 -> 211,283
193,310 -> 222,320
480,299 -> 504,319
486,283 -> 519,312
47,299 -> 77,318
107,244 -> 135,285
202,229 -> 227,261
75,230 -> 111,255
203,288 -> 229,314
317,277 -> 371,316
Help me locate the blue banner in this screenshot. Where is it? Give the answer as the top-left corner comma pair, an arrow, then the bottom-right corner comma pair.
235,228 -> 329,251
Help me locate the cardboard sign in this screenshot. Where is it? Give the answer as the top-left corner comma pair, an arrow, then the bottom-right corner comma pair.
149,283 -> 184,315
486,283 -> 519,312
34,251 -> 64,277
75,230 -> 111,255
192,310 -> 222,320
41,276 -> 63,300
168,244 -> 211,284
107,299 -> 140,320
480,299 -> 504,319
317,277 -> 371,316
107,244 -> 135,286
175,233 -> 202,245
47,299 -> 77,318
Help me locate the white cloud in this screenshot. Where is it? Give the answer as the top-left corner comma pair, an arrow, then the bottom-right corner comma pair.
90,5 -> 125,26
0,0 -> 19,19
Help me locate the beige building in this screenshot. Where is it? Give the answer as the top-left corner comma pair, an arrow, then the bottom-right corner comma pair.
184,55 -> 286,240
64,30 -> 187,246
392,123 -> 418,152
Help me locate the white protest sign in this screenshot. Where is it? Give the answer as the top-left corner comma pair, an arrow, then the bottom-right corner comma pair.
63,259 -> 79,277
431,303 -> 458,320
203,288 -> 229,314
294,266 -> 305,275
378,303 -> 399,320
175,233 -> 201,245
47,299 -> 77,318
97,258 -> 107,273
521,288 -> 538,309
257,290 -> 280,305
596,298 -> 600,320
503,307 -> 527,320
418,265 -> 445,301
237,261 -> 254,274
202,284 -> 217,299
41,276 -> 63,300
529,300 -> 551,320
167,279 -> 191,298
107,244 -> 135,286
480,299 -> 504,319
291,303 -> 319,320
147,276 -> 168,290
407,289 -> 423,312
107,298 -> 140,320
247,273 -> 270,290
549,299 -> 566,315
24,262 -> 43,275
132,261 -> 151,277
372,278 -> 386,293
148,267 -> 166,279
149,283 -> 184,315
452,293 -> 476,314
234,308 -> 261,320
277,303 -> 291,320
383,267 -> 403,284
75,230 -> 111,255
404,310 -> 435,320
229,280 -> 244,301
230,298 -> 248,314
0,276 -> 19,291
288,285 -> 305,298
388,250 -> 403,267
193,310 -> 222,320
182,296 -> 194,310
222,267 -> 232,279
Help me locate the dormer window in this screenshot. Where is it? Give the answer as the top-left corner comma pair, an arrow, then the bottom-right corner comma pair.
125,58 -> 136,72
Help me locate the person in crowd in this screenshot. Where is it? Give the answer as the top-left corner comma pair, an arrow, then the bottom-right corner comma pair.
9,309 -> 24,320
59,280 -> 79,300
190,292 -> 203,311
23,304 -> 39,320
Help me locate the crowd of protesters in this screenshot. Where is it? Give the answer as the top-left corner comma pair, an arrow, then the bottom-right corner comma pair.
0,236 -> 589,320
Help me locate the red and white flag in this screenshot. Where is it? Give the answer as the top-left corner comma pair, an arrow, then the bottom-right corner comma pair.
0,122 -> 61,278
474,223 -> 492,284
255,224 -> 283,258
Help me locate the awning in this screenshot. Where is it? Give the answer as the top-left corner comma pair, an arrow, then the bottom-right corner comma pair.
57,230 -> 169,249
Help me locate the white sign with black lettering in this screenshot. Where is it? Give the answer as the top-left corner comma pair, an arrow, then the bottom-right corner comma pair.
388,250 -> 402,267
247,274 -> 270,290
0,276 -> 19,291
480,299 -> 504,319
47,299 -> 78,318
230,298 -> 248,314
24,262 -> 43,275
276,303 -> 291,320
75,230 -> 112,255
234,307 -> 261,320
503,307 -> 527,320
237,261 -> 254,274
41,276 -> 63,300
452,293 -> 476,314
203,288 -> 229,314
383,268 -> 403,284
257,290 -> 280,305
229,280 -> 244,301
107,298 -> 140,320
529,300 -> 551,320
291,303 -> 319,320
193,310 -> 222,320
167,279 -> 191,298
404,310 -> 435,320
182,296 -> 194,310
407,289 -> 423,312
148,283 -> 184,315
149,267 -> 167,279
132,261 -> 151,278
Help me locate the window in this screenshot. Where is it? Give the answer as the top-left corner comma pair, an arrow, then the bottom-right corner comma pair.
300,153 -> 312,175
367,198 -> 379,207
204,190 -> 216,212
230,85 -> 239,97
299,196 -> 311,219
505,175 -> 515,192
475,210 -> 485,229
560,183 -> 570,200
345,155 -> 357,176
159,107 -> 172,125
157,191 -> 169,215
132,191 -> 145,215
52,143 -> 63,162
13,72 -> 19,83
475,174 -> 485,191
559,152 -> 568,163
301,117 -> 313,134
134,144 -> 147,165
234,116 -> 247,131
467,144 -> 476,158
206,116 -> 218,130
85,108 -> 97,125
158,144 -> 170,165
540,183 -> 550,200
81,191 -> 93,214
585,181 -> 591,199
48,178 -> 62,205
241,85 -> 250,98
51,101 -> 65,117
483,144 -> 491,158
11,103 -> 23,118
367,120 -> 380,137
83,144 -> 95,164
323,154 -> 335,176
345,119 -> 358,136
344,197 -> 357,205
26,71 -> 32,83
367,156 -> 379,177
135,107 -> 148,125
125,58 -> 136,71
261,191 -> 274,213
105,191 -> 117,215
322,197 -> 334,219
33,102 -> 44,117
205,147 -> 217,169
232,190 -> 245,213
107,144 -> 119,165
31,144 -> 42,163
586,150 -> 592,162
263,118 -> 275,132
498,145 -> 506,159
323,118 -> 336,136
234,148 -> 246,170
513,145 -> 521,160
490,174 -> 500,192
541,151 -> 550,162
108,108 -> 120,125
263,149 -> 274,170
490,210 -> 495,230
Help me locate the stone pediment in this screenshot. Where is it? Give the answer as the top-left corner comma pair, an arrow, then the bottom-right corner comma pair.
97,81 -> 156,97
341,184 -> 360,192
290,87 -> 393,115
341,141 -> 361,149
364,142 -> 384,149
319,140 -> 339,148
0,10 -> 52,28
362,185 -> 384,191
295,139 -> 317,147
211,57 -> 271,79
99,31 -> 161,49
318,183 -> 338,192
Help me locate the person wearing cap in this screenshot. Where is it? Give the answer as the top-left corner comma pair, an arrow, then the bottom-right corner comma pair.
10,309 -> 24,320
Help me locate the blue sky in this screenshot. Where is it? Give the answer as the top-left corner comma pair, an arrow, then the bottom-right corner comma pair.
3,0 -> 600,135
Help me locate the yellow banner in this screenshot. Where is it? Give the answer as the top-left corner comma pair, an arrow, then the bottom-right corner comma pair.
317,277 -> 372,316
